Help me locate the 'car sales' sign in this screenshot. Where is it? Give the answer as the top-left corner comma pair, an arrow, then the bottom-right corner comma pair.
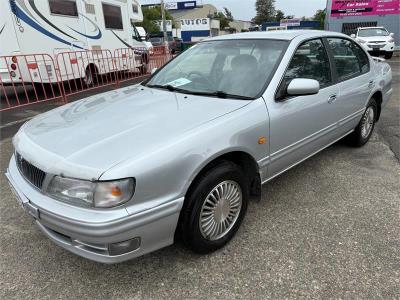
331,0 -> 400,17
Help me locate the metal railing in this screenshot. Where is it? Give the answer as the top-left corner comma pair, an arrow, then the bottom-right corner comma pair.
0,46 -> 173,112
0,54 -> 64,111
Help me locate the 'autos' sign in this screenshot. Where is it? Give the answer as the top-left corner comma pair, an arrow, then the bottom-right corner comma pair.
331,0 -> 400,17
180,18 -> 210,31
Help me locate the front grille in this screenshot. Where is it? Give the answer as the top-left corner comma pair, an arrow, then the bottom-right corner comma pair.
15,152 -> 46,189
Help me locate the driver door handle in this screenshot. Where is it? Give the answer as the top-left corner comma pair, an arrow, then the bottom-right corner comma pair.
328,94 -> 337,104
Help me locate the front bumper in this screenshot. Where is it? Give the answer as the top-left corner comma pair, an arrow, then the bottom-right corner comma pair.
6,156 -> 184,263
363,42 -> 395,53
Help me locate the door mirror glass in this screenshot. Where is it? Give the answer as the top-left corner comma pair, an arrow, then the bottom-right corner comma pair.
151,68 -> 158,75
287,79 -> 320,96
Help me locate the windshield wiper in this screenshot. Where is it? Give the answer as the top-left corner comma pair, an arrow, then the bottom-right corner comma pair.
146,84 -> 179,91
146,84 -> 197,95
146,85 -> 253,100
188,90 -> 253,100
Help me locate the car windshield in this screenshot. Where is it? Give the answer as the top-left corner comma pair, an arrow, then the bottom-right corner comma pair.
145,39 -> 288,99
358,28 -> 389,37
150,38 -> 162,44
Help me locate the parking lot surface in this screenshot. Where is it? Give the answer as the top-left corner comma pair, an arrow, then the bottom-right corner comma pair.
0,60 -> 399,299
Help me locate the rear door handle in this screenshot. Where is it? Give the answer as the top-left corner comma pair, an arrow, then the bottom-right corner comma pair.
328,94 -> 337,104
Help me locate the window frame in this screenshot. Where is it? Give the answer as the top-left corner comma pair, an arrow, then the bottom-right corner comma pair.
102,2 -> 124,30
275,38 -> 336,101
48,0 -> 78,18
325,37 -> 370,83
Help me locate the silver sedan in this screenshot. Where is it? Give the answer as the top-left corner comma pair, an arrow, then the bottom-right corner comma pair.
6,30 -> 393,263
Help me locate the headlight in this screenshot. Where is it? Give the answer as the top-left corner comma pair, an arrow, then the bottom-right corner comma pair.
357,39 -> 366,44
388,38 -> 394,43
47,176 -> 135,208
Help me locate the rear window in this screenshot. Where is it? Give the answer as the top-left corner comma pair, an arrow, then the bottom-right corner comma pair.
49,0 -> 78,17
150,38 -> 162,43
102,3 -> 123,30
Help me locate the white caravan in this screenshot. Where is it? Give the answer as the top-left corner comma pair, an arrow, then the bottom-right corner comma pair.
0,0 -> 147,85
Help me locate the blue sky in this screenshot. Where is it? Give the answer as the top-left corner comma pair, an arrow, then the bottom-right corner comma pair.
139,0 -> 328,21
208,0 -> 327,21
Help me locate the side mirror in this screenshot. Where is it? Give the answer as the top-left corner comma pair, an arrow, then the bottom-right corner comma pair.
350,34 -> 356,38
390,33 -> 394,37
151,68 -> 158,75
287,79 -> 320,96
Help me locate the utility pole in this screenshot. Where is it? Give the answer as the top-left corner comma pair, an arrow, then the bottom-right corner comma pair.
160,0 -> 169,52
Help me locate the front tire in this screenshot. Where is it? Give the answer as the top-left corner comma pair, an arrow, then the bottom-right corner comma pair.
179,161 -> 248,254
346,98 -> 377,147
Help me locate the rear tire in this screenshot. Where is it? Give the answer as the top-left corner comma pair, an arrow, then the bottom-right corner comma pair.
346,98 -> 377,147
83,65 -> 98,86
384,52 -> 393,60
179,161 -> 248,254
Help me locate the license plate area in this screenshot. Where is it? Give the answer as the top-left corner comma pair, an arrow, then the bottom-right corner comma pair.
8,181 -> 40,219
25,202 -> 40,219
8,181 -> 26,208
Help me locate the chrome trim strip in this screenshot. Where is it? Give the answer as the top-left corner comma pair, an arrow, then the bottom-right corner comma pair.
262,130 -> 354,184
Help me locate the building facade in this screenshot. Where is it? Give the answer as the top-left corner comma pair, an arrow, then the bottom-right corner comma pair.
325,0 -> 400,46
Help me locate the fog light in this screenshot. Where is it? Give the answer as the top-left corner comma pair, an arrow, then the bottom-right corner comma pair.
108,237 -> 140,256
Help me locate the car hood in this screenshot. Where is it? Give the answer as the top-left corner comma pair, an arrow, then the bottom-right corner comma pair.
358,36 -> 391,42
14,85 -> 249,179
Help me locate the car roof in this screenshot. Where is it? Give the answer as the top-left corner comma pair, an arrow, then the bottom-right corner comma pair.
205,30 -> 348,42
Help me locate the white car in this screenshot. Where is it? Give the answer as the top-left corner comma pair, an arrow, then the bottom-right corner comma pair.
351,27 -> 395,59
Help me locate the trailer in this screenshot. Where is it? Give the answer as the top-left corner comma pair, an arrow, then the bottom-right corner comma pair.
0,0 -> 148,85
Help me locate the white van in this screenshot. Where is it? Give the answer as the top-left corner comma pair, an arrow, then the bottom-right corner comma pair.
0,0 -> 148,84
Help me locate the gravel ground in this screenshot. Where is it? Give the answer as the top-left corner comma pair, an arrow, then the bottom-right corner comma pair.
0,60 -> 399,300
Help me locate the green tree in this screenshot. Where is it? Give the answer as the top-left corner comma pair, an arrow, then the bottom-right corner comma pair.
313,9 -> 326,29
212,7 -> 234,30
136,6 -> 175,34
253,0 -> 276,25
274,9 -> 284,22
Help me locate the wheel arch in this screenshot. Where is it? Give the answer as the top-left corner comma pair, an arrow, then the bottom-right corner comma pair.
184,150 -> 261,201
371,90 -> 383,121
85,62 -> 99,74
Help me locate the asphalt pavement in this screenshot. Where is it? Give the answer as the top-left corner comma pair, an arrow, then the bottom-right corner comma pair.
0,59 -> 399,299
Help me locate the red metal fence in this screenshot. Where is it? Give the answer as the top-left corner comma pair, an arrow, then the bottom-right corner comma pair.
55,49 -> 117,97
0,54 -> 64,111
0,46 -> 172,112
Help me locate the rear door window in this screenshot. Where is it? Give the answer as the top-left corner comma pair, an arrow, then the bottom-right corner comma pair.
327,38 -> 370,81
